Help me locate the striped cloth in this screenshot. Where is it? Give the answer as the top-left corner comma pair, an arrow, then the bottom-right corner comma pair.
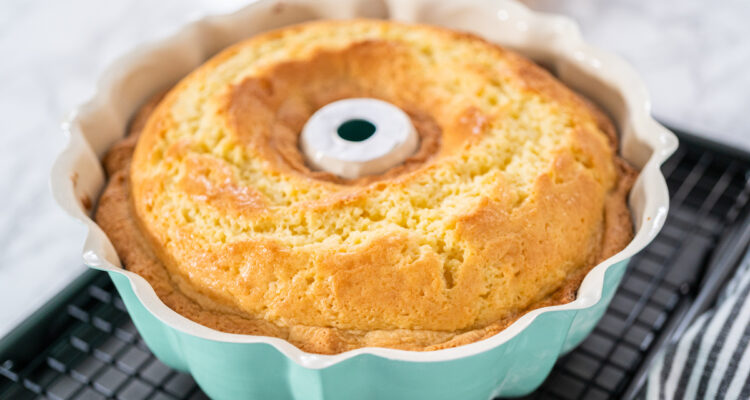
648,249 -> 750,399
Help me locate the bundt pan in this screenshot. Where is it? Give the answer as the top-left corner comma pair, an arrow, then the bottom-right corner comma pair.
51,0 -> 678,398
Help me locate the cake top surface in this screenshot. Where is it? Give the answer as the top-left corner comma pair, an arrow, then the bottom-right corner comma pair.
112,19 -> 632,353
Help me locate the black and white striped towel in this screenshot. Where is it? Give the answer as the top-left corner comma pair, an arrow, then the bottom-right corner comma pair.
648,248 -> 750,399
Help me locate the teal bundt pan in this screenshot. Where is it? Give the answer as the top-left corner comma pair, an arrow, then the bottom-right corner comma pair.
51,0 -> 678,398
108,260 -> 628,399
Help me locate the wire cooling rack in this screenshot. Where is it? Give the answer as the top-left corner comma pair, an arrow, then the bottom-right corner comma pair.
1,130 -> 749,400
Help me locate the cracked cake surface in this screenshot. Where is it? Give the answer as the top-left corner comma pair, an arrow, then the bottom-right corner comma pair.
95,19 -> 636,354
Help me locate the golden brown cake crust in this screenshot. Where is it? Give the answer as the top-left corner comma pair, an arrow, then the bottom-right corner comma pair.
95,20 -> 636,354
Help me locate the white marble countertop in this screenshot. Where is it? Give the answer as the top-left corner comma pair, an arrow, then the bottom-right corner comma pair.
0,0 -> 748,338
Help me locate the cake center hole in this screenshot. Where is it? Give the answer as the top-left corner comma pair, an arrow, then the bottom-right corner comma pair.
337,119 -> 376,142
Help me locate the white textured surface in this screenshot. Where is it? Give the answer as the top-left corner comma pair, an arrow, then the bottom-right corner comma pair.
0,0 -> 748,338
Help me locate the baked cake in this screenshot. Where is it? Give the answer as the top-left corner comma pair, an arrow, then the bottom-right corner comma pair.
96,20 -> 636,354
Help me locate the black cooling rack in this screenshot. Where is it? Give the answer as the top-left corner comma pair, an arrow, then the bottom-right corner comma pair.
1,130 -> 749,400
